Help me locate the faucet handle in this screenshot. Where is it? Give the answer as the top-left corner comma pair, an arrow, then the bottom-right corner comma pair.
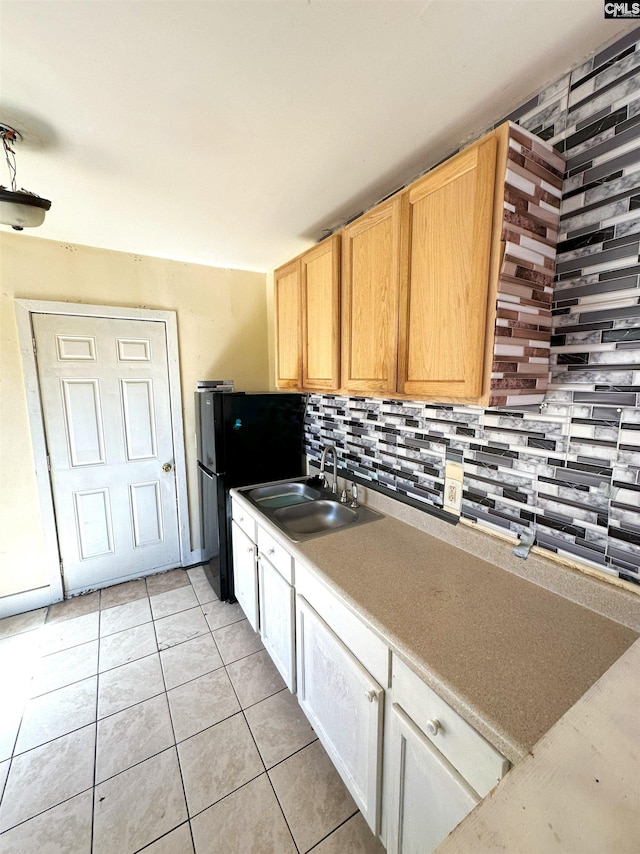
350,483 -> 359,508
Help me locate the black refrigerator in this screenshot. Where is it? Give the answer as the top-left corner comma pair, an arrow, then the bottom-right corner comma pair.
196,391 -> 305,601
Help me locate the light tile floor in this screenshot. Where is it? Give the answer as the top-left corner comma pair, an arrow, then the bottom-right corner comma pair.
0,568 -> 385,854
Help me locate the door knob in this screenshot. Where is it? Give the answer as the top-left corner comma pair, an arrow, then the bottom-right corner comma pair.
162,463 -> 173,472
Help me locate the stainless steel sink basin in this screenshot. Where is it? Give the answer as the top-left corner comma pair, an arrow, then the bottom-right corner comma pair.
239,478 -> 384,542
248,481 -> 321,509
274,499 -> 358,535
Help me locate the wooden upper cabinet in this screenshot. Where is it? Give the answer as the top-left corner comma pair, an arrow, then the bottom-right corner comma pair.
302,235 -> 341,391
274,122 -> 561,405
341,196 -> 404,395
274,259 -> 302,389
398,134 -> 498,401
274,235 -> 340,391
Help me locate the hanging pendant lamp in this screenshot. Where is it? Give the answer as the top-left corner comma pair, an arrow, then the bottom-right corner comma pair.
0,123 -> 51,230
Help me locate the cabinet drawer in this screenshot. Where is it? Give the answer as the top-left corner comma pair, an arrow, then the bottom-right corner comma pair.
257,524 -> 293,585
392,655 -> 509,797
295,562 -> 388,686
231,498 -> 256,541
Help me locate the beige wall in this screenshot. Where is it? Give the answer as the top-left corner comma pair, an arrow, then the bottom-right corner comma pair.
0,232 -> 268,599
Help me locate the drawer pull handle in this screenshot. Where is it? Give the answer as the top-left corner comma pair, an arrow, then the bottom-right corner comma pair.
267,547 -> 275,556
426,718 -> 441,736
365,689 -> 377,703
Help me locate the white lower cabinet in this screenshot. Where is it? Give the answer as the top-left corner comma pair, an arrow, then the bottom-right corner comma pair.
230,519 -> 258,631
230,492 -> 511,854
259,555 -> 295,692
384,656 -> 510,854
386,704 -> 480,853
296,594 -> 384,835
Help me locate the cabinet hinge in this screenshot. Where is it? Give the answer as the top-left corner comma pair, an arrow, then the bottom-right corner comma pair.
46,454 -> 51,472
59,558 -> 64,579
32,336 -> 37,356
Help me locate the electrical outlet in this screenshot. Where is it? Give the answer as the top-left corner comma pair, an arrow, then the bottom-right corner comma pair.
443,461 -> 463,516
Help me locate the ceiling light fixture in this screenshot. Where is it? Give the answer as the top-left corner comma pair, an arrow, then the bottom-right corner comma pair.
0,123 -> 51,230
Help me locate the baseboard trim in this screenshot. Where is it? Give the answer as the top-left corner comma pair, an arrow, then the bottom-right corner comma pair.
0,586 -> 55,619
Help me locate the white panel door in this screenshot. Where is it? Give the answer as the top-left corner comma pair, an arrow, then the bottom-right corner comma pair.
32,313 -> 181,594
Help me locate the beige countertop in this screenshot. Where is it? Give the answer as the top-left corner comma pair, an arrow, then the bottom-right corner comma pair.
436,637 -> 640,853
230,487 -> 639,764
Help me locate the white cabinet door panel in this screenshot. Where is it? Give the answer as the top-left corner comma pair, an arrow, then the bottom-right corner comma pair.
259,557 -> 295,692
231,521 -> 258,631
296,594 -> 383,834
387,703 -> 480,854
392,655 -> 509,797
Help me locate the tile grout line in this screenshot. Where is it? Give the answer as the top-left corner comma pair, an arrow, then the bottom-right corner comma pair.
0,608 -> 46,827
303,810 -> 360,853
214,622 -> 302,854
0,774 -> 96,838
132,820 -> 192,853
151,585 -> 198,854
91,604 -> 103,854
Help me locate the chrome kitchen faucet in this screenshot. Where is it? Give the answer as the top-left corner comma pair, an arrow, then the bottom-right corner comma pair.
320,444 -> 338,494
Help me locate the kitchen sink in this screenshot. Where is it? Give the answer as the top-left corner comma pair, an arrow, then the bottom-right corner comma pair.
240,479 -> 384,542
274,499 -> 358,535
248,481 -> 321,509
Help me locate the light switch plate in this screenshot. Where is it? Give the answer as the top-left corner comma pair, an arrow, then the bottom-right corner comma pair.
443,461 -> 463,516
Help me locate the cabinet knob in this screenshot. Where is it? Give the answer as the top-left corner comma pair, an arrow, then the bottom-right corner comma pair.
364,689 -> 377,703
267,547 -> 275,556
247,546 -> 254,554
426,718 -> 441,736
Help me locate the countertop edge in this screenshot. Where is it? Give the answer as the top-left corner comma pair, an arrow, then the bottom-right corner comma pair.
435,637 -> 640,853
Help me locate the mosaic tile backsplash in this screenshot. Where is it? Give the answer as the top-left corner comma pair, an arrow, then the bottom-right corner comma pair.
305,27 -> 640,588
488,123 -> 563,407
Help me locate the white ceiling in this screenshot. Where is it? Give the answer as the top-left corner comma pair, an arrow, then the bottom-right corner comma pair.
0,1 -> 635,272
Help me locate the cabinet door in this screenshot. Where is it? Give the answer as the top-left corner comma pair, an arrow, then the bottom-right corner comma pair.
386,703 -> 480,854
341,196 -> 404,395
398,134 -> 497,401
301,235 -> 341,391
259,556 -> 295,692
274,259 -> 302,389
231,520 -> 258,631
296,595 -> 384,834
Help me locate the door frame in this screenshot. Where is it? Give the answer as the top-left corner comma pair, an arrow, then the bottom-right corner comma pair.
15,299 -> 192,603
